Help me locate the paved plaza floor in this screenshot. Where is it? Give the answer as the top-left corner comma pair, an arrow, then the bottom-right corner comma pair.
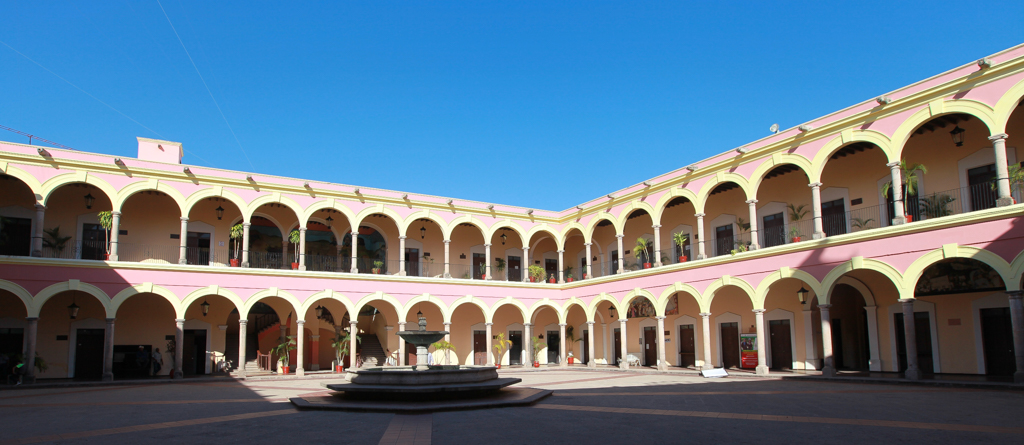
1,370 -> 1023,444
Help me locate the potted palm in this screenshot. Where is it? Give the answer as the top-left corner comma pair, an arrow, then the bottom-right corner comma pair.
372,260 -> 384,274
565,266 -> 574,283
288,229 -> 300,269
787,203 -> 809,223
565,326 -> 583,365
881,159 -> 927,222
528,265 -> 545,283
672,231 -> 688,263
272,336 -> 296,374
495,257 -> 506,281
229,224 -> 243,267
851,217 -> 875,232
479,262 -> 487,280
42,226 -> 71,256
921,194 -> 956,219
97,211 -> 113,260
331,331 -> 360,372
635,237 -> 651,268
492,332 -> 512,369
789,226 -> 802,243
431,340 -> 456,369
531,337 -> 545,367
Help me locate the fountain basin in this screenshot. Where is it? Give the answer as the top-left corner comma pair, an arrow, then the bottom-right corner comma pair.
396,331 -> 447,346
348,366 -> 498,385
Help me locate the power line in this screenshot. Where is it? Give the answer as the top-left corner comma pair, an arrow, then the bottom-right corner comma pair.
155,0 -> 255,170
0,125 -> 76,150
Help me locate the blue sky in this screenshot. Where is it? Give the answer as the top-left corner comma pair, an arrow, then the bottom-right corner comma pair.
2,1 -> 1021,210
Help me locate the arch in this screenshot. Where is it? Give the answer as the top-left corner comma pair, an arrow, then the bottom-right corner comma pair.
992,76 -> 1024,134
1008,249 -> 1024,292
616,201 -> 657,229
353,291 -> 402,322
484,221 -> 528,245
903,246 -> 1013,296
622,288 -> 661,316
184,188 -> 252,223
0,279 -> 34,316
489,297 -> 529,323
181,285 -> 245,319
402,209 -> 451,239
559,222 -> 588,245
695,173 -> 754,213
820,258 -> 905,304
445,215 -> 490,242
527,299 -> 564,324
749,155 -> 814,196
651,188 -> 700,226
352,205 -> 405,234
32,280 -> 111,318
244,193 -> 305,223
561,297 -> 589,322
657,282 -> 702,314
299,199 -> 356,229
587,293 -> 623,320
241,288 -> 302,319
754,268 -> 823,309
584,212 -> 623,240
40,172 -> 117,207
400,294 -> 449,322
889,100 -> 998,161
0,164 -> 43,203
299,289 -> 355,320
110,284 -> 181,318
810,131 -> 893,183
448,295 -> 491,323
836,276 -> 878,307
524,224 -> 562,249
701,276 -> 757,312
113,180 -> 187,215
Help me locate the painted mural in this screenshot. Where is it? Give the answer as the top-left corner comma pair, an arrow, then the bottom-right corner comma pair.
665,295 -> 678,315
915,258 -> 1005,297
626,298 -> 657,318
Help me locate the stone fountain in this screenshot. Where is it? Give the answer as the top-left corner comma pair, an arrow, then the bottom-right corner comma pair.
400,310 -> 449,371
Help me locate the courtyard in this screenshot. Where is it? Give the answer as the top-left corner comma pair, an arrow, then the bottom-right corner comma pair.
1,371 -> 1022,444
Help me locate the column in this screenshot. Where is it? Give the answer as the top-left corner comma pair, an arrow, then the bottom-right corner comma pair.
174,318 -> 185,379
31,204 -> 44,257
1007,291 -> 1024,383
585,243 -> 593,279
398,236 -> 407,276
522,246 -> 530,282
803,308 -> 820,370
238,319 -> 248,378
485,323 -> 494,365
899,299 -> 921,380
23,317 -> 38,383
619,319 -> 629,369
298,227 -> 307,271
524,323 -> 533,364
808,183 -> 825,239
753,309 -> 769,375
281,237 -> 289,270
700,312 -> 712,370
652,225 -> 663,267
695,213 -> 707,259
991,133 -> 1014,206
819,305 -> 836,377
398,322 -> 407,366
558,323 -> 567,366
656,316 -> 667,371
177,217 -> 189,264
296,320 -> 305,376
746,200 -> 760,249
349,321 -> 358,369
557,250 -> 565,283
587,321 -> 596,368
485,244 -> 493,280
615,234 -> 625,274
109,211 -> 121,261
349,232 -> 359,273
887,162 -> 907,225
443,322 -> 452,342
865,306 -> 882,372
443,239 -> 451,278
241,223 -> 251,267
602,322 -> 609,364
103,318 -> 115,381
310,334 -> 320,371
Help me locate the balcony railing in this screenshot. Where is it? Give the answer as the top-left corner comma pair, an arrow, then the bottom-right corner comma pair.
117,243 -> 179,264
249,251 -> 284,270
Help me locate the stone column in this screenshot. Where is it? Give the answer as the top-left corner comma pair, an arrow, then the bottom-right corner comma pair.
298,227 -> 307,271
887,162 -> 907,225
485,244 -> 493,280
865,306 -> 882,372
587,321 -> 596,368
619,319 -> 629,369
173,318 -> 185,379
652,225 -> 663,267
310,334 -> 320,371
398,236 -> 407,276
745,200 -> 760,249
485,323 -> 494,365
585,243 -> 593,279
281,236 -> 289,270
1007,291 -> 1024,383
558,323 -> 567,366
178,217 -> 189,264
103,318 -> 115,381
296,320 -> 305,376
753,309 -> 769,375
700,312 -> 712,370
557,250 -> 565,283
443,322 -> 452,343
524,323 -> 533,364
238,319 -> 247,378
109,211 -> 121,261
991,133 -> 1014,206
695,213 -> 707,259
819,305 -> 836,377
522,246 -> 530,282
443,239 -> 451,278
241,223 -> 251,267
23,317 -> 38,383
31,204 -> 44,257
615,234 -> 625,274
656,316 -> 667,371
349,321 -> 358,369
899,299 -> 921,380
808,183 -> 825,239
398,322 -> 407,366
349,232 -> 359,273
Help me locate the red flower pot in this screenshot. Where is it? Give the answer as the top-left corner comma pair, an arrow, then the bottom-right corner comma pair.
291,262 -> 299,270
230,259 -> 240,267
335,365 -> 344,372
679,256 -> 687,263
568,357 -> 574,365
792,236 -> 801,243
549,277 -> 556,283
280,366 -> 290,375
530,277 -> 536,283
644,263 -> 652,269
905,214 -> 913,223
533,361 -> 540,368
104,254 -> 110,261
495,364 -> 501,370
567,277 -> 574,283
481,274 -> 486,280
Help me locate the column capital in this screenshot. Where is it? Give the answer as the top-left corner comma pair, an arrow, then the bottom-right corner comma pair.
351,231 -> 359,236
25,317 -> 38,322
616,234 -> 624,239
106,318 -> 116,323
557,250 -> 564,253
484,243 -> 492,248
179,216 -> 188,222
808,182 -> 823,188
243,222 -> 251,228
349,320 -> 358,326
745,199 -> 758,205
656,316 -> 666,320
299,227 -> 306,233
817,304 -> 833,309
524,323 -> 533,327
175,318 -> 186,323
897,298 -> 915,304
585,242 -> 593,247
698,312 -> 711,318
988,133 -> 1008,141
443,322 -> 452,326
1007,290 -> 1024,300
110,211 -> 121,217
399,235 -> 407,240
485,322 -> 493,326
310,335 -> 320,340
296,319 -> 305,325
586,321 -> 595,325
35,204 -> 46,211
522,246 -> 529,250
652,224 -> 662,229
886,161 -> 901,169
398,321 -> 407,326
695,213 -> 705,218
752,309 -> 766,314
239,319 -> 248,324
618,318 -> 628,324
558,323 -> 567,327
443,239 -> 451,244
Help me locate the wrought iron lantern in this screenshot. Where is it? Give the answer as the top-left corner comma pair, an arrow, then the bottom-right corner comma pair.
215,206 -> 224,220
420,226 -> 426,239
200,299 -> 210,316
68,296 -> 80,320
500,233 -> 507,245
325,216 -> 333,228
796,287 -> 809,305
84,193 -> 95,209
315,305 -> 324,319
950,125 -> 965,147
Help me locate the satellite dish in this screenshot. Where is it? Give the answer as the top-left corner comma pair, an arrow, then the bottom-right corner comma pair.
769,123 -> 780,134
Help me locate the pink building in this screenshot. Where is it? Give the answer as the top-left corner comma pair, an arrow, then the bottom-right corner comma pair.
3,44 -> 1024,384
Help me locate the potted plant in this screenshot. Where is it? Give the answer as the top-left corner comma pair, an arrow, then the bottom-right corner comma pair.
565,326 -> 582,365
97,211 -> 113,260
672,231 -> 688,263
479,261 -> 487,280
789,226 -> 802,243
331,331 -> 360,372
992,163 -> 1024,204
495,257 -> 506,281
635,237 -> 651,268
42,226 -> 71,256
431,340 -> 456,368
528,265 -> 545,283
881,159 -> 927,223
851,217 -> 875,232
787,203 -> 809,223
229,224 -> 243,267
531,337 -> 546,367
565,266 -> 574,283
272,336 -> 296,374
548,273 -> 556,283
372,260 -> 384,274
492,332 -> 512,369
288,229 -> 300,269
921,193 -> 956,219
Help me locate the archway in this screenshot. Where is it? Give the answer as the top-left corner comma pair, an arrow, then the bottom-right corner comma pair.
450,301 -> 487,365
182,294 -> 241,373
345,213 -> 399,274
564,303 -> 588,364
406,217 -> 444,277
658,197 -> 697,263
0,289 -> 29,370
43,183 -> 113,260
118,191 -> 181,263
492,302 -> 526,366
404,300 -> 445,366
449,223 -> 486,280
526,230 -> 559,283
303,298 -> 352,371
665,292 -> 702,368
824,268 -> 901,374
247,201 -> 300,269
113,293 -> 177,378
702,182 -> 749,257
0,173 -> 37,257
621,209 -> 654,271
708,285 -> 753,369
37,290 -> 108,379
303,208 -> 347,272
623,294 -> 659,367
353,300 -> 399,367
488,226 -> 524,281
562,228 -> 586,281
590,217 -> 619,276
762,278 -> 811,371
819,141 -> 888,231
530,305 -> 560,365
187,197 -> 243,266
754,165 -> 812,247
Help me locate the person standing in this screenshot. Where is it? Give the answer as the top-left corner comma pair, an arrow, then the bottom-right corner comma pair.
152,347 -> 163,376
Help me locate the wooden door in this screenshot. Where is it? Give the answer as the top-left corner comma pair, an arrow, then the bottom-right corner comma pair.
509,331 -> 522,365
0,217 -> 30,256
821,198 -> 846,236
679,325 -> 695,368
715,225 -> 733,257
967,164 -> 998,211
547,331 -> 560,364
186,232 -> 211,265
473,330 -> 486,365
507,256 -> 521,281
405,248 -> 420,277
183,331 -> 197,375
472,254 -> 486,280
720,322 -> 740,369
831,319 -> 845,369
768,319 -> 792,370
981,307 -> 1016,376
81,223 -> 107,260
895,312 -> 934,374
582,330 -> 590,364
761,213 -> 785,248
613,328 -> 621,364
74,329 -> 104,379
406,341 -> 417,366
643,327 -> 657,366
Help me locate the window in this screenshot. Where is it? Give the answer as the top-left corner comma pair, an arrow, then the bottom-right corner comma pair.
715,224 -> 733,257
761,213 -> 785,248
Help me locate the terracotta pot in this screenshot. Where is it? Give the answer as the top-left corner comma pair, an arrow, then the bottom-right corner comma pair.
568,357 -> 574,365
481,274 -> 486,280
644,263 -> 652,269
533,361 -> 540,368
792,236 -> 801,243
549,277 -> 556,283
104,254 -> 110,261
530,277 -> 536,283
230,259 -> 240,267
335,365 -> 344,372
495,364 -> 502,370
281,366 -> 290,375
291,262 -> 299,270
567,277 -> 574,282
679,256 -> 687,263
905,214 -> 914,223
